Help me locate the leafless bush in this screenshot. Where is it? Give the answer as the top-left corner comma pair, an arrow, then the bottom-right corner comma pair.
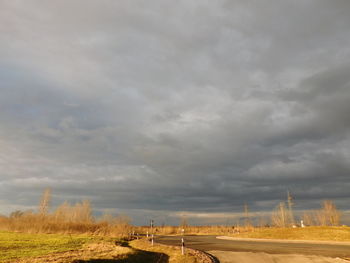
0,189 -> 131,237
315,200 -> 341,226
271,202 -> 289,227
38,188 -> 51,216
302,211 -> 316,226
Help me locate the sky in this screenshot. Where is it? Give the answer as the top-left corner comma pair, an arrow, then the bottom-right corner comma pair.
1,0 -> 350,225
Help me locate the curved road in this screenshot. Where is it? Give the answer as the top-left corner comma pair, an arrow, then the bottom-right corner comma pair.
155,235 -> 350,258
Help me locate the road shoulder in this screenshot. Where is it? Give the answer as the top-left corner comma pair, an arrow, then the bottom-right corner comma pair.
217,236 -> 350,245
209,250 -> 350,263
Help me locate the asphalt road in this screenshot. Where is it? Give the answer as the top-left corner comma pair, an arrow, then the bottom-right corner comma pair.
155,235 -> 350,258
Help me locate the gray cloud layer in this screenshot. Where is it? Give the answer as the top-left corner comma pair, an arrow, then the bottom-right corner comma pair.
1,0 -> 350,225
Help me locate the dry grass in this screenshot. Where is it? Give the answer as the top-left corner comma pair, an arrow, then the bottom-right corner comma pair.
135,225 -> 237,236
0,231 -> 171,263
130,239 -> 199,263
0,231 -> 204,263
0,215 -> 132,237
12,242 -> 134,263
230,226 -> 350,242
0,189 -> 133,238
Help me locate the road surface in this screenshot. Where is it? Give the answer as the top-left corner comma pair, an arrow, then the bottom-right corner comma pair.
155,235 -> 350,261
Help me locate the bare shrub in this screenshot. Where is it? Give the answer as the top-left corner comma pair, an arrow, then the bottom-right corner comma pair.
271,202 -> 288,227
316,200 -> 341,226
1,189 -> 131,237
38,188 -> 51,216
244,203 -> 252,227
302,211 -> 316,226
287,191 -> 295,226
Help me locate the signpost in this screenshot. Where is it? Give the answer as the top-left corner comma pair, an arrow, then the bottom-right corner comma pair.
181,238 -> 185,255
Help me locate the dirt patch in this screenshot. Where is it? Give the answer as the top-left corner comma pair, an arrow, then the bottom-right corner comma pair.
209,251 -> 350,263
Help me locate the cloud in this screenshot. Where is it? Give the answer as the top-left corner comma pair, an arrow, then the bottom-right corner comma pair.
1,0 -> 350,225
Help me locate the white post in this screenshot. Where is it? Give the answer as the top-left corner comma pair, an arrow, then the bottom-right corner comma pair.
151,234 -> 154,246
181,238 -> 185,255
301,220 -> 305,228
147,231 -> 149,238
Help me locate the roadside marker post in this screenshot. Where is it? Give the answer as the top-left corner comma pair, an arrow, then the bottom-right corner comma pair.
150,219 -> 154,234
181,238 -> 185,255
151,234 -> 154,246
147,231 -> 149,238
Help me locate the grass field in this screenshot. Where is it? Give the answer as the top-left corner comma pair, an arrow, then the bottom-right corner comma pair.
0,231 -> 201,263
0,231 -> 96,262
233,226 -> 350,242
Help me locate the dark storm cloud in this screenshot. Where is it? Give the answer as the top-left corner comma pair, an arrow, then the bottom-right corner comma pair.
1,0 -> 350,224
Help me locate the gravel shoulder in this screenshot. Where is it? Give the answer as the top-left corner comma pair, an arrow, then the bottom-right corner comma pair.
217,236 -> 350,245
209,251 -> 350,263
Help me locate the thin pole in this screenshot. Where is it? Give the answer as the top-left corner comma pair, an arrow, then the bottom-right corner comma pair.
181,238 -> 185,255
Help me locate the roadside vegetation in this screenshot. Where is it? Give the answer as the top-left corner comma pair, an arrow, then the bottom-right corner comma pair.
0,188 -> 132,237
229,226 -> 350,242
134,193 -> 348,243
130,239 -> 198,263
1,188 -> 349,262
0,189 -> 208,262
0,231 -> 202,263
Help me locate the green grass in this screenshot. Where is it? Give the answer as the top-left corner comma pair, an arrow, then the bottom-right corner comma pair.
234,226 -> 350,242
0,231 -> 95,262
0,231 -> 192,263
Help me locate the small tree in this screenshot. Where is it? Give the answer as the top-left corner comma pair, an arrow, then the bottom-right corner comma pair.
54,201 -> 72,222
73,200 -> 92,223
244,203 -> 252,227
302,211 -> 316,226
287,191 -> 295,226
272,202 -> 288,227
180,216 -> 189,229
316,200 -> 341,226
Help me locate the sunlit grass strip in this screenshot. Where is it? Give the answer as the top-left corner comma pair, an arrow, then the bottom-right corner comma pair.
231,226 -> 350,242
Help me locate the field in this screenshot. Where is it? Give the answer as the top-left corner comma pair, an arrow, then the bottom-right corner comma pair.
231,226 -> 350,242
0,231 -> 200,263
0,231 -> 97,262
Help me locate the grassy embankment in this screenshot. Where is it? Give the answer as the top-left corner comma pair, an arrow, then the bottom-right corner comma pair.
0,231 -> 198,263
231,226 -> 350,242
131,239 -> 198,263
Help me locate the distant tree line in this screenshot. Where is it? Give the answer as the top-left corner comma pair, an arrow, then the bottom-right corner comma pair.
0,188 -> 132,237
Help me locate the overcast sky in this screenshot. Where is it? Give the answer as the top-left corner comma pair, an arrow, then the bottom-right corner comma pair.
1,0 -> 350,225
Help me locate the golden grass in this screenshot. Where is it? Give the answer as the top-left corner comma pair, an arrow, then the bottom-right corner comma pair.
0,214 -> 133,237
0,231 -> 174,263
231,226 -> 350,242
0,230 -> 205,263
130,239 -> 199,263
135,225 -> 236,236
